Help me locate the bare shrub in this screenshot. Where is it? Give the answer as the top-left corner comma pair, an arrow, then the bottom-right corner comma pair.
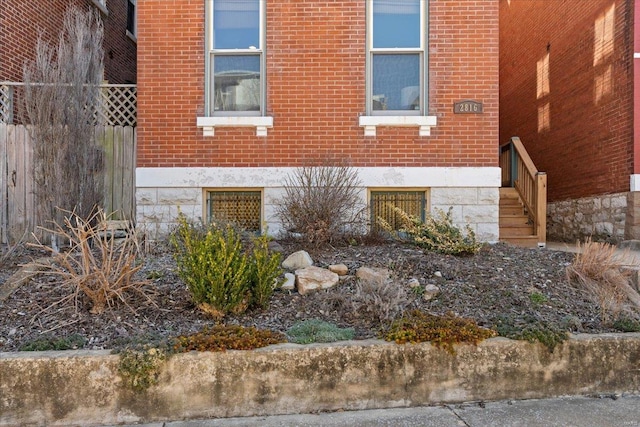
23,6 -> 105,250
566,239 -> 640,324
350,275 -> 413,326
275,162 -> 367,248
30,208 -> 150,315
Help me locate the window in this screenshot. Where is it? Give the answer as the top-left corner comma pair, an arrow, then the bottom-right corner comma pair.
210,0 -> 263,115
206,190 -> 262,232
360,0 -> 435,137
126,0 -> 136,39
370,190 -> 427,232
369,0 -> 425,115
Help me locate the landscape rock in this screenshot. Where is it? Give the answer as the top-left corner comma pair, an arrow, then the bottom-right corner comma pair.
281,273 -> 296,290
423,284 -> 441,301
295,266 -> 340,295
407,278 -> 421,288
282,250 -> 313,270
356,266 -> 391,283
328,264 -> 349,276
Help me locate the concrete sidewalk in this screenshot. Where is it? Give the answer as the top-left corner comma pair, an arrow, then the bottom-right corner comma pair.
113,395 -> 640,427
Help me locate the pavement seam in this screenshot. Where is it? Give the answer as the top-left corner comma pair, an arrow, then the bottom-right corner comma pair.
446,404 -> 472,427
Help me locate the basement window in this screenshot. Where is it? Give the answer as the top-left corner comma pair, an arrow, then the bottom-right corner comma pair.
370,190 -> 427,232
206,190 -> 262,232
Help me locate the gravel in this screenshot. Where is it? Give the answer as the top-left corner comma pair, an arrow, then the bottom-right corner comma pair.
0,241 -> 632,352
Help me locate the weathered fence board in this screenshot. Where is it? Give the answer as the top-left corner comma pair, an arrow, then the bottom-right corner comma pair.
0,124 -> 136,244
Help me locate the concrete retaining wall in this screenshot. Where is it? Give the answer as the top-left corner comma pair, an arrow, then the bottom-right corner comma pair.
2,334 -> 640,426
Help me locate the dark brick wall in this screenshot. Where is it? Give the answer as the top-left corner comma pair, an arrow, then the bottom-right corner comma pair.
500,0 -> 634,202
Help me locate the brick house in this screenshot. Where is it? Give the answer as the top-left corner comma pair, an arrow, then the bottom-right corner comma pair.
0,0 -> 137,84
136,0 -> 500,240
500,0 -> 640,242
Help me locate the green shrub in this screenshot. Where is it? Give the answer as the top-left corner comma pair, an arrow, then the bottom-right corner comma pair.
382,310 -> 496,354
19,334 -> 86,351
250,233 -> 282,310
170,215 -> 282,318
494,317 -> 568,352
287,319 -> 355,344
173,325 -> 286,352
613,317 -> 640,332
379,207 -> 482,256
118,347 -> 167,392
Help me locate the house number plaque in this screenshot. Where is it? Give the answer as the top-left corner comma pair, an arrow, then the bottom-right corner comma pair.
454,100 -> 483,114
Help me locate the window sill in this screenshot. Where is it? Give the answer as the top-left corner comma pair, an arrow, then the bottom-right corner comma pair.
91,0 -> 109,16
197,116 -> 274,137
126,30 -> 137,44
358,115 -> 437,137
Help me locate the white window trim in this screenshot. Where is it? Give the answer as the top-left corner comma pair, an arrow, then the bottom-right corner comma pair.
197,116 -> 273,137
202,0 -> 270,128
126,0 -> 137,42
359,115 -> 437,137
91,0 -> 108,15
364,0 -> 434,137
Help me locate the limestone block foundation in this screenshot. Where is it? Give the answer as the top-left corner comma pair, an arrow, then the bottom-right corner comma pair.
1,334 -> 640,426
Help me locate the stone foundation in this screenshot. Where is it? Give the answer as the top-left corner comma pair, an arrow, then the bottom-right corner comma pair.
547,193 -> 627,243
135,167 -> 500,243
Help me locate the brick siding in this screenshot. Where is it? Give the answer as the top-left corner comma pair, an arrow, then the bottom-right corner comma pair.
137,0 -> 499,168
0,0 -> 136,84
500,0 -> 634,202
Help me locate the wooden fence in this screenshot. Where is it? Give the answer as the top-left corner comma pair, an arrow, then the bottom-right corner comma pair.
0,123 -> 136,244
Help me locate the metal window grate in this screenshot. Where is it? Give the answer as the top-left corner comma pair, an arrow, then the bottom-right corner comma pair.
371,191 -> 426,232
207,191 -> 262,232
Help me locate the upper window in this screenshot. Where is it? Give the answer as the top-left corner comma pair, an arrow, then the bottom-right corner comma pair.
126,0 -> 137,39
209,0 -> 264,116
368,0 -> 426,115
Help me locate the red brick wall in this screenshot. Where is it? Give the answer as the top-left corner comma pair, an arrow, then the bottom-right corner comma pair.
0,0 -> 136,84
137,0 -> 499,168
500,0 -> 634,202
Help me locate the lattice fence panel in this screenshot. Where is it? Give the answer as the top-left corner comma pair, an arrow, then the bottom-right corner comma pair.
207,191 -> 262,232
97,85 -> 137,126
371,191 -> 426,232
0,85 -> 13,123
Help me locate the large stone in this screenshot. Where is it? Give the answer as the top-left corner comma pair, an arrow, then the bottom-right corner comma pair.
281,273 -> 296,290
329,264 -> 349,276
282,250 -> 313,270
356,267 -> 391,283
295,266 -> 339,295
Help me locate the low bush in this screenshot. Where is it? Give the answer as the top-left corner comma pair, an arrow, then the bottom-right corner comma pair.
19,334 -> 86,351
118,346 -> 167,391
274,162 -> 367,248
173,325 -> 286,352
494,317 -> 568,352
383,310 -> 496,354
170,214 -> 282,318
29,208 -> 149,314
287,319 -> 355,344
351,275 -> 412,326
378,207 -> 482,256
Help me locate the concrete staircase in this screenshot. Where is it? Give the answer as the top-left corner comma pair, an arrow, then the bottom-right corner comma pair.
499,187 -> 539,247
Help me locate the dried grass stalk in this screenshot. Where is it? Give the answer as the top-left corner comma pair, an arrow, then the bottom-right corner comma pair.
29,208 -> 150,314
566,239 -> 640,323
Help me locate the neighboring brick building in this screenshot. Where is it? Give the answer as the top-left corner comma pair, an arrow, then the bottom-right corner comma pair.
136,0 -> 500,240
500,0 -> 640,242
0,0 -> 137,84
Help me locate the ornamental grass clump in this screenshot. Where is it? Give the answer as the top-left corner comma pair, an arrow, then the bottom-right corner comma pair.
378,207 -> 482,256
383,310 -> 496,355
170,214 -> 282,318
